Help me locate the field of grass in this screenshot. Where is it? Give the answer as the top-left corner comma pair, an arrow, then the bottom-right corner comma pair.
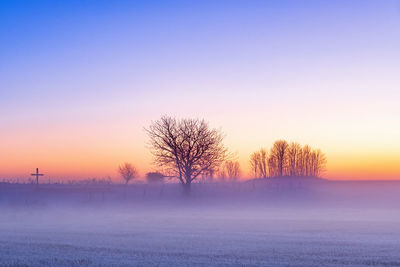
1,181 -> 400,266
1,204 -> 400,266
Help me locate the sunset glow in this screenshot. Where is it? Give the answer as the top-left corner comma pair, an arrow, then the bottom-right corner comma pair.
1,0 -> 399,181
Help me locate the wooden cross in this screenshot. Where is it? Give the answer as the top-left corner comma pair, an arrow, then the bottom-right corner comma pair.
31,168 -> 44,185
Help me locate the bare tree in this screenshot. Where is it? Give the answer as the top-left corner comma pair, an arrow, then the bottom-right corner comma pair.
249,148 -> 268,178
268,156 -> 278,177
287,142 -> 301,176
310,149 -> 327,177
224,160 -> 241,181
146,116 -> 227,194
269,140 -> 289,177
249,152 -> 260,178
257,148 -> 268,178
118,163 -> 137,184
301,145 -> 312,176
253,139 -> 327,178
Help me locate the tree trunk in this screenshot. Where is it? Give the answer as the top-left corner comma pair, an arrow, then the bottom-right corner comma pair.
182,182 -> 191,196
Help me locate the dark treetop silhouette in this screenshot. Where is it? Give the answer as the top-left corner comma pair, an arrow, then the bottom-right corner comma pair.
250,140 -> 327,178
118,163 -> 138,184
146,116 -> 227,193
250,148 -> 268,178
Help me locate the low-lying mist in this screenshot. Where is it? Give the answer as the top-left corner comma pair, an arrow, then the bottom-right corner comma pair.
1,178 -> 400,266
1,178 -> 400,209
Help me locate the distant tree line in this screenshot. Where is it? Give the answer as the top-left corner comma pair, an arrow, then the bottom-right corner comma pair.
250,140 -> 326,178
117,116 -> 327,193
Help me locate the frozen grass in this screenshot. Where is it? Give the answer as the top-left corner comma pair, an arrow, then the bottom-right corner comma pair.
1,181 -> 400,266
1,204 -> 400,266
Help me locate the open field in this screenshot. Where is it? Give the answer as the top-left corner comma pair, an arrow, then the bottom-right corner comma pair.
1,180 -> 400,266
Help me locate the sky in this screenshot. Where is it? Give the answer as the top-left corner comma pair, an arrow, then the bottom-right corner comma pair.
1,0 -> 400,181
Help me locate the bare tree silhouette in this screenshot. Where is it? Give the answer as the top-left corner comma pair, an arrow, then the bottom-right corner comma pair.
249,152 -> 260,178
268,156 -> 277,177
146,116 -> 227,194
301,145 -> 312,176
258,140 -> 327,178
224,160 -> 241,181
118,163 -> 137,184
270,140 -> 289,177
287,142 -> 302,176
310,149 -> 327,177
258,148 -> 268,178
249,149 -> 268,178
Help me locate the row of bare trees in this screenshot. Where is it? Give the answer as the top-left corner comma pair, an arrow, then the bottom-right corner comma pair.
119,116 -> 327,193
250,140 -> 327,178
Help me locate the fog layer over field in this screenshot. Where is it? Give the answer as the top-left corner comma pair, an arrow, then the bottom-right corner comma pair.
1,179 -> 400,266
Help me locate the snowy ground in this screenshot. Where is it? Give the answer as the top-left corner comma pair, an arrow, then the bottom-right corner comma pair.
1,181 -> 400,266
1,204 -> 400,266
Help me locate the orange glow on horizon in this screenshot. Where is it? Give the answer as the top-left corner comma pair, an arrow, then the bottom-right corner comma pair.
2,149 -> 399,182
1,113 -> 399,182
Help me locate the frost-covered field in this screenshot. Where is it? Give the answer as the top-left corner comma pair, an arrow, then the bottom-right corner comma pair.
1,181 -> 400,266
1,205 -> 400,266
